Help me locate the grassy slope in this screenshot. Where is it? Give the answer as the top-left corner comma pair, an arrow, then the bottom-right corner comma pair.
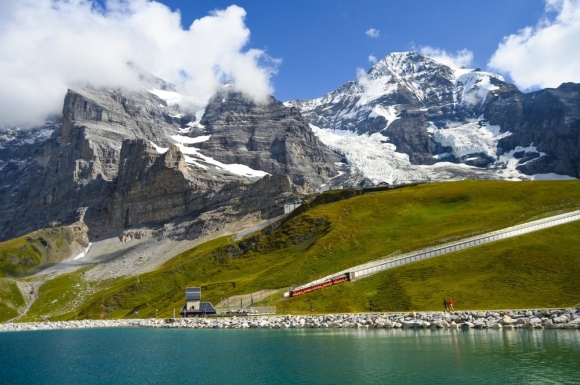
285,220 -> 580,313
0,224 -> 86,278
0,279 -> 25,322
12,180 -> 580,320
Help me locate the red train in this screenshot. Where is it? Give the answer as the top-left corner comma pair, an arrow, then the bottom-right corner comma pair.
288,274 -> 350,297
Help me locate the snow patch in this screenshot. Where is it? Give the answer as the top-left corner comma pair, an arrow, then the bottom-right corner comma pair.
149,89 -> 185,105
369,105 -> 399,128
456,72 -> 500,105
153,135 -> 269,178
73,243 -> 92,260
169,134 -> 211,144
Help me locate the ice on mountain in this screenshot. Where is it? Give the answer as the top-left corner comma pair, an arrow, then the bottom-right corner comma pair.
149,88 -> 184,105
431,121 -> 510,159
369,105 -> 399,128
456,72 -> 500,105
530,173 -> 575,180
311,124 -> 429,185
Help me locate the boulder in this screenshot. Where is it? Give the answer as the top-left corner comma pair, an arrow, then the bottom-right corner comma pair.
553,315 -> 569,324
500,315 -> 516,325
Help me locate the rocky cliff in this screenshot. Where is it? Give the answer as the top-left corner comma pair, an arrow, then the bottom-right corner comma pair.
196,90 -> 339,191
485,83 -> 580,177
2,52 -> 579,245
0,82 -> 338,243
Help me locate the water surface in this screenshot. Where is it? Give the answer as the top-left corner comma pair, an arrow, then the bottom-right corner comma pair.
1,328 -> 578,384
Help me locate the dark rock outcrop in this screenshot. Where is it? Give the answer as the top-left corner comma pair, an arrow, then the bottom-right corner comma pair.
485,83 -> 580,177
197,90 -> 339,192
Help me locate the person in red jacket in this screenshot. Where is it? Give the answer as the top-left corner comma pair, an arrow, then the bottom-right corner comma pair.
448,298 -> 454,311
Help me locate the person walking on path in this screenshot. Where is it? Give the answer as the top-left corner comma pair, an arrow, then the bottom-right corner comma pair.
448,298 -> 455,311
443,298 -> 448,312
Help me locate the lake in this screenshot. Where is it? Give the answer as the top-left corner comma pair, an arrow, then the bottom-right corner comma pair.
1,328 -> 579,384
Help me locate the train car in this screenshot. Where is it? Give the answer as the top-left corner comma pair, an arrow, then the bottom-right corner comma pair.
288,273 -> 350,298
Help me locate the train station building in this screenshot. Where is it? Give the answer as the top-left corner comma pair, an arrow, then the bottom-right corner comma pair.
179,287 -> 217,317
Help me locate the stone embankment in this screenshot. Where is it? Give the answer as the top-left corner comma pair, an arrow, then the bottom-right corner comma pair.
2,308 -> 579,332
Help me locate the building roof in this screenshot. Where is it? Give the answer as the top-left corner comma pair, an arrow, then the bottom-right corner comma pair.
199,302 -> 216,312
180,301 -> 217,315
185,287 -> 201,301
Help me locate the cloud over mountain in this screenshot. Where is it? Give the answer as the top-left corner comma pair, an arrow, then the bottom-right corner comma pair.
0,0 -> 278,126
488,0 -> 580,90
419,46 -> 474,68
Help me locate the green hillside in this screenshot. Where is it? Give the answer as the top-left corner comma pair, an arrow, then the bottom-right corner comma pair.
6,180 -> 580,321
0,279 -> 25,320
0,222 -> 88,278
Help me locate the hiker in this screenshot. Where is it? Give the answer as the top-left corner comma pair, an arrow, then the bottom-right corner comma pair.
448,298 -> 454,311
443,298 -> 448,312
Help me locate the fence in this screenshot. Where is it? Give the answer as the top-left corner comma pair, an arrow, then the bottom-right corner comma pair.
218,306 -> 277,316
351,210 -> 580,280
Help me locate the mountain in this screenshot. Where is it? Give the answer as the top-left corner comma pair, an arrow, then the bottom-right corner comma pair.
2,53 -> 580,321
1,51 -> 579,272
0,81 -> 338,244
286,52 -> 580,185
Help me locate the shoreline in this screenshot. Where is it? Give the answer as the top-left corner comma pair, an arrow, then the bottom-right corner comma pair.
2,308 -> 579,332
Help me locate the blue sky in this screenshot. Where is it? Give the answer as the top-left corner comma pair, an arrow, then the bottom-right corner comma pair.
162,0 -> 547,100
1,0 -> 579,126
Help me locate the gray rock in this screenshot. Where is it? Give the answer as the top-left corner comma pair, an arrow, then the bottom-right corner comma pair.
553,315 -> 569,324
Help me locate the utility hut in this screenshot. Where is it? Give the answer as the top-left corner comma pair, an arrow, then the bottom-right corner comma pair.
180,287 -> 217,317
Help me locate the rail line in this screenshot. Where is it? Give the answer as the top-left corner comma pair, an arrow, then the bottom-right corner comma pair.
284,210 -> 580,298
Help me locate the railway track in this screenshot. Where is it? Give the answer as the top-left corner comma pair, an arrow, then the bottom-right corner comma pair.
284,210 -> 580,298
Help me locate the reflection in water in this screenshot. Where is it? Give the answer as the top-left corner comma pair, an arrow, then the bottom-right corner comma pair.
0,328 -> 579,384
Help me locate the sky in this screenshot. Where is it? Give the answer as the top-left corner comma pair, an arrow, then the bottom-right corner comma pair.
1,0 -> 579,126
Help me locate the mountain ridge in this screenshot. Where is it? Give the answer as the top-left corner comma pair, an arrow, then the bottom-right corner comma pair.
0,50 -> 579,269
286,51 -> 580,185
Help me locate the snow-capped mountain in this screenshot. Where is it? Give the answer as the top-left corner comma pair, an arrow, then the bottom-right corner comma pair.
287,52 -> 580,186
1,51 -> 579,245
0,69 -> 337,243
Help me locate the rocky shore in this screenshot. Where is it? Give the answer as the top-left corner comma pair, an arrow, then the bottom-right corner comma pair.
2,308 -> 579,332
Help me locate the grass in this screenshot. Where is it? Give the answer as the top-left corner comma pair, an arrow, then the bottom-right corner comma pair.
0,279 -> 25,322
7,179 -> 580,320
285,219 -> 580,313
0,224 -> 87,278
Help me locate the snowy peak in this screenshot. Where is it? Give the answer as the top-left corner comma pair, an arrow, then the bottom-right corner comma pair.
365,52 -> 506,107
286,51 -> 511,135
288,50 -> 580,187
359,52 -> 456,106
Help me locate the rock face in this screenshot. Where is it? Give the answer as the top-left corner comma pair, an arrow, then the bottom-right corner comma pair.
2,53 -> 580,244
288,51 -> 580,181
484,83 -> 580,176
0,81 -> 337,243
197,90 -> 339,191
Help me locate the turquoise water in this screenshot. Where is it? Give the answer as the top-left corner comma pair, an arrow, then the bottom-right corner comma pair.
1,328 -> 579,384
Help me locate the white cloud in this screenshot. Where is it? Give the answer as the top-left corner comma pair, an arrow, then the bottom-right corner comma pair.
368,55 -> 378,64
365,28 -> 380,38
488,0 -> 580,90
0,0 -> 279,126
419,46 -> 474,68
